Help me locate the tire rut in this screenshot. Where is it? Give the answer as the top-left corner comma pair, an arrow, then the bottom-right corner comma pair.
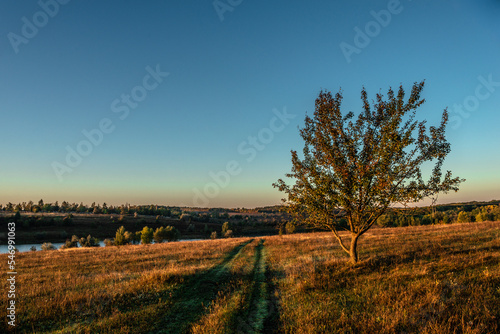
236,239 -> 275,334
151,239 -> 254,334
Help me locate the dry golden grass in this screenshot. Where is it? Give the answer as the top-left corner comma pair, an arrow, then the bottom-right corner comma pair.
191,239 -> 258,333
265,221 -> 500,333
2,221 -> 500,333
1,238 -> 249,333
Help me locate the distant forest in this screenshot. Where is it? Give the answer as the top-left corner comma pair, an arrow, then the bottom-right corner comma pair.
1,200 -> 175,216
0,200 -> 281,216
375,200 -> 500,227
1,199 -> 499,228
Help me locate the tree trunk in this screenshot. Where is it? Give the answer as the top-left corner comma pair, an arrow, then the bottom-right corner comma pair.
349,234 -> 360,264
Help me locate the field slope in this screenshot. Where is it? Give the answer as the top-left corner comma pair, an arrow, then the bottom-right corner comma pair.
2,221 -> 500,333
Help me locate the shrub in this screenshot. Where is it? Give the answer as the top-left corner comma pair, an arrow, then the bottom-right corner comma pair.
457,211 -> 470,223
153,226 -> 178,243
124,231 -> 137,244
422,215 -> 433,225
61,235 -> 79,249
140,226 -> 154,244
410,216 -> 421,226
285,221 -> 296,234
210,231 -> 217,240
222,222 -> 230,235
161,226 -> 180,242
224,230 -> 233,238
135,231 -> 142,243
396,216 -> 409,227
153,227 -> 166,243
29,246 -> 37,252
494,207 -> 500,221
168,226 -> 181,241
114,226 -> 129,246
377,214 -> 391,227
79,235 -> 100,247
475,207 -> 495,222
103,239 -> 114,247
41,242 -> 56,251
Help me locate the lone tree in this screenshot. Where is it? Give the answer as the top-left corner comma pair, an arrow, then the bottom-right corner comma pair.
273,81 -> 464,263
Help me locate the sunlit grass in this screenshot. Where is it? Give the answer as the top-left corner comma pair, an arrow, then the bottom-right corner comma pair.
1,238 -> 248,333
2,221 -> 499,333
265,221 -> 500,333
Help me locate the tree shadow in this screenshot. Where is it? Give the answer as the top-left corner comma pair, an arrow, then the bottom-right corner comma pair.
26,239 -> 255,333
146,239 -> 254,333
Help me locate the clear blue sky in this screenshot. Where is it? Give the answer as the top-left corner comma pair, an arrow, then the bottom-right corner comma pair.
1,0 -> 499,208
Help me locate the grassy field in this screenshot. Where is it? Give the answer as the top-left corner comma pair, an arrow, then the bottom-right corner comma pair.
2,221 -> 500,333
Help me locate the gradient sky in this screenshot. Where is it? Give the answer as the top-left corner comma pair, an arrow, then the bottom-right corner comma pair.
1,0 -> 499,208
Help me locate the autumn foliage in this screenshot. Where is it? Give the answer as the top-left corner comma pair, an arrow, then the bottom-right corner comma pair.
274,81 -> 464,263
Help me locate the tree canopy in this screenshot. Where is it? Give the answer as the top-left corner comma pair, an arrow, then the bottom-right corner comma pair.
274,81 -> 464,263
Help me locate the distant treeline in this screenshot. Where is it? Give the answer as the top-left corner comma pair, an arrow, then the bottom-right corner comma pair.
374,200 -> 500,227
0,200 -> 175,216
0,200 -> 284,216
